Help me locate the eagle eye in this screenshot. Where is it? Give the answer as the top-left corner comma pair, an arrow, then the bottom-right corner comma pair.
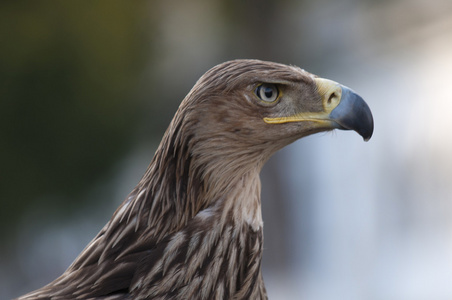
255,84 -> 279,103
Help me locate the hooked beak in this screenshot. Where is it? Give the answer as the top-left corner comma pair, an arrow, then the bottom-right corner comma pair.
327,82 -> 374,141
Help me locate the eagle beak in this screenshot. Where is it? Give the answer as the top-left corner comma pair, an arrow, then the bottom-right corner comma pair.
263,78 -> 374,141
325,80 -> 374,141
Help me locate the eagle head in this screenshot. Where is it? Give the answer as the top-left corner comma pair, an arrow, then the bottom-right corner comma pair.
170,59 -> 373,177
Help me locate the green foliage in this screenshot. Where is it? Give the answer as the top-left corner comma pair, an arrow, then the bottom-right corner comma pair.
0,1 -> 151,238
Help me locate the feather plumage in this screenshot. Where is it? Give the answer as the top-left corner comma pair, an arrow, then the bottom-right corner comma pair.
17,59 -> 373,300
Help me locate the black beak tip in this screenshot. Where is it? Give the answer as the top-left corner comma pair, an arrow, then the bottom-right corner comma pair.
356,102 -> 374,142
361,126 -> 373,142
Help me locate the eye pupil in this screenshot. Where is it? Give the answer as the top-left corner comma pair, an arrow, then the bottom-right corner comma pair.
255,84 -> 278,102
264,87 -> 273,98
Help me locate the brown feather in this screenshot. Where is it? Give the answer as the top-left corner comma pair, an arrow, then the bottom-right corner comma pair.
17,59 -> 328,300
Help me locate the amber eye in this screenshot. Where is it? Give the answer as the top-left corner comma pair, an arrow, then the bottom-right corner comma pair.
255,84 -> 279,103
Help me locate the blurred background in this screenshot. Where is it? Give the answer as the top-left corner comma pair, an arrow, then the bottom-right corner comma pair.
2,0 -> 452,299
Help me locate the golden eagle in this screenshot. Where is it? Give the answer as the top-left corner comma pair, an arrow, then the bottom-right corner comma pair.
18,59 -> 373,300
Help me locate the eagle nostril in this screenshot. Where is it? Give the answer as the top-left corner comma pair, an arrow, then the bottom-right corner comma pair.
327,92 -> 336,105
